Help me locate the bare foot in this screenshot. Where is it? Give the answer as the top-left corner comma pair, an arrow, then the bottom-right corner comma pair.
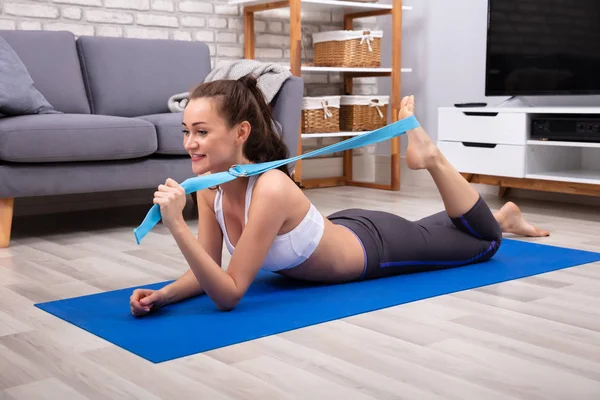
400,96 -> 441,170
495,201 -> 550,237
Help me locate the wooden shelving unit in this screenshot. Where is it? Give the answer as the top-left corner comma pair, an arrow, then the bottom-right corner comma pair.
233,0 -> 409,190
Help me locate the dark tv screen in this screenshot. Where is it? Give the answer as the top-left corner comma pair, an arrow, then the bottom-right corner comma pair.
485,0 -> 600,96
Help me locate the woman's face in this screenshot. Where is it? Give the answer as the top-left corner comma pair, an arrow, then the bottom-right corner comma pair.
182,97 -> 247,175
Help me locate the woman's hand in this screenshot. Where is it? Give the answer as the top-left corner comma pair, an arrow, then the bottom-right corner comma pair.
130,288 -> 167,317
154,178 -> 186,229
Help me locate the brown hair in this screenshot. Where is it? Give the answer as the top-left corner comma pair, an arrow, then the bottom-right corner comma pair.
189,74 -> 291,177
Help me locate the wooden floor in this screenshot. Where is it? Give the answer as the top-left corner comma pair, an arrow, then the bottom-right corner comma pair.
1,182 -> 600,400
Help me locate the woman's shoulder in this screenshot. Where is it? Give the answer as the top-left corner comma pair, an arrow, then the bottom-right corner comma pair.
249,169 -> 305,226
255,168 -> 296,185
196,186 -> 218,212
253,169 -> 299,201
195,169 -> 298,210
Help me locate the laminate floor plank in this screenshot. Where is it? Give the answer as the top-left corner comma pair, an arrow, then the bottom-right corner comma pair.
3,378 -> 90,400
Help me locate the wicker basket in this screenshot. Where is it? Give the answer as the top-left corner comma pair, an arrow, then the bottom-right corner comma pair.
340,95 -> 389,131
312,30 -> 383,67
301,96 -> 341,133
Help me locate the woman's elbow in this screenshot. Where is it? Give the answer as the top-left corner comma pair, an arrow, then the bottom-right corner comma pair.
212,279 -> 244,311
215,302 -> 236,312
215,295 -> 241,311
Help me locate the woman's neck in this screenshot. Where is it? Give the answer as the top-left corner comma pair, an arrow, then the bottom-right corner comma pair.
213,158 -> 252,200
219,176 -> 250,204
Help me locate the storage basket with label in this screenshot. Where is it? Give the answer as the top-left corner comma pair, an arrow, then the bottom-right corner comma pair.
312,30 -> 383,67
301,96 -> 340,133
340,95 -> 389,131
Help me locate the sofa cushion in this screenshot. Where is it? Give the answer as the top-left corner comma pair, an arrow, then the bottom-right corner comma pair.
0,30 -> 91,114
0,114 -> 157,163
76,36 -> 211,118
0,37 -> 60,118
137,112 -> 186,155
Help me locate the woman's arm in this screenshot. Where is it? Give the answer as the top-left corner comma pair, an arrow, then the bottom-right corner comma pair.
165,172 -> 288,310
157,189 -> 225,305
158,268 -> 204,305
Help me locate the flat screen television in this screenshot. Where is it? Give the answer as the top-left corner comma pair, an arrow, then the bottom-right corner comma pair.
485,0 -> 600,96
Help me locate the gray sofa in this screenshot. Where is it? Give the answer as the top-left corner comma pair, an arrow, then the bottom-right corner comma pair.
0,30 -> 303,248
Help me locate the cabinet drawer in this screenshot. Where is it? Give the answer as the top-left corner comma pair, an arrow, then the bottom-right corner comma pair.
438,109 -> 527,145
437,140 -> 526,178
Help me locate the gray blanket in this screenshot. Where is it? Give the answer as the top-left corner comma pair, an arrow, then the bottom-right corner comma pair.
168,59 -> 292,113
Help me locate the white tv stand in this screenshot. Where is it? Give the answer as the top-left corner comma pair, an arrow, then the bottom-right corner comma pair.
437,106 -> 600,197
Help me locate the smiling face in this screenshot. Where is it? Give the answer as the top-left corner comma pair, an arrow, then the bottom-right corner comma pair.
182,76 -> 292,179
182,97 -> 250,176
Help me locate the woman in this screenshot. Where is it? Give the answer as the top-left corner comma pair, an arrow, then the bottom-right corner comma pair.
130,75 -> 549,315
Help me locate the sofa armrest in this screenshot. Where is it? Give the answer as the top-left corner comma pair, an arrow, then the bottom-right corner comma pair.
271,76 -> 303,169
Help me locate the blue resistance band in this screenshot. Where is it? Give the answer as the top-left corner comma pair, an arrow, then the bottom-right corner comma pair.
133,114 -> 420,244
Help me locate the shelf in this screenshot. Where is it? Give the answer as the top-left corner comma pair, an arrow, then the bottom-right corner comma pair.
301,131 -> 371,138
239,0 -> 405,191
526,170 -> 600,185
527,140 -> 600,149
230,0 -> 412,13
298,66 -> 411,74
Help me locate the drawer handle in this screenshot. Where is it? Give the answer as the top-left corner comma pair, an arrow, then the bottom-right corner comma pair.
462,112 -> 499,117
462,142 -> 497,148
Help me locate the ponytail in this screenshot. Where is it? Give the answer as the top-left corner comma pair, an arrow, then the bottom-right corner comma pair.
190,74 -> 291,178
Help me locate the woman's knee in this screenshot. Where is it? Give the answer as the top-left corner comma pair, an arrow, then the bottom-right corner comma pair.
457,196 -> 503,242
483,236 -> 502,262
490,219 -> 503,242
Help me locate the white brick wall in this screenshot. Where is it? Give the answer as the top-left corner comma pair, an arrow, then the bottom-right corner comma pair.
0,0 -> 382,95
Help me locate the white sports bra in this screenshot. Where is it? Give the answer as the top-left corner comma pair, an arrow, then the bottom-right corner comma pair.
214,175 -> 324,272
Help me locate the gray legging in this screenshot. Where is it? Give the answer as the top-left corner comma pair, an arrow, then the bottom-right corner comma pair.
327,195 -> 503,280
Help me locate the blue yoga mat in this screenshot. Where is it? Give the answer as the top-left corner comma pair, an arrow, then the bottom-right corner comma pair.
35,239 -> 600,363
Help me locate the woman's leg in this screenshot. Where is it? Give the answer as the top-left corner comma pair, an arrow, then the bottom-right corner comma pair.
416,195 -> 502,243
400,95 -> 481,218
417,201 -> 550,237
397,96 -> 551,240
344,208 -> 501,281
494,202 -> 550,237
